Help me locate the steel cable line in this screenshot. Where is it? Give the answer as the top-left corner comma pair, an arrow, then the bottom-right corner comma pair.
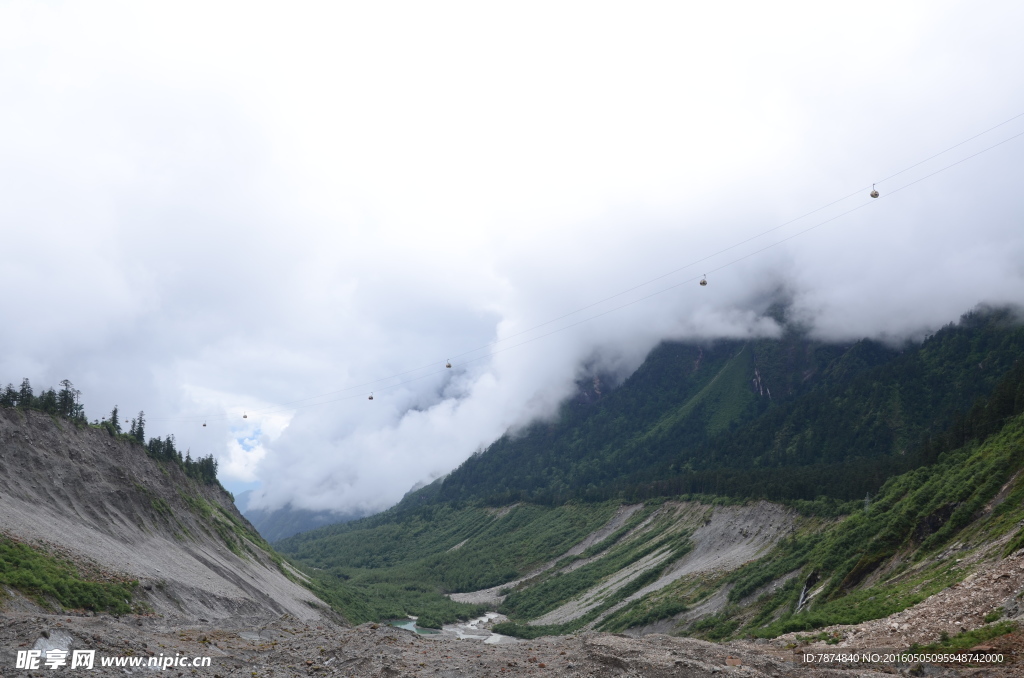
184,126 -> 1024,423
283,126 -> 1024,414
445,185 -> 869,360
157,192 -> 845,423
878,129 -> 1024,196
874,111 -> 1024,185
446,110 -> 1024,356
152,115 -> 1024,423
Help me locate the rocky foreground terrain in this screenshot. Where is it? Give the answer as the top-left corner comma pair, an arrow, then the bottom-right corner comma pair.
2,585 -> 1019,678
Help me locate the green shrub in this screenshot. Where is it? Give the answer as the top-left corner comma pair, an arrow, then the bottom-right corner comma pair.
911,621 -> 1017,652
0,538 -> 135,613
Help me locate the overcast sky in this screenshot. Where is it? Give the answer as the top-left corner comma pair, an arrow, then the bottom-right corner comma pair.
2,1 -> 1023,515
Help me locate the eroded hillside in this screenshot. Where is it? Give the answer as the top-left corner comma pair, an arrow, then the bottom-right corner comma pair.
0,407 -> 323,624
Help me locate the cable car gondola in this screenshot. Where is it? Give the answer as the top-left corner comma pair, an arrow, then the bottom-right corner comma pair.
368,393 -> 374,401
870,184 -> 879,198
243,412 -> 247,419
699,274 -> 708,287
203,421 -> 207,427
446,360 -> 452,368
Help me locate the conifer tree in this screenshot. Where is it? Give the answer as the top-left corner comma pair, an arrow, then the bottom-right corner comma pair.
57,380 -> 81,420
129,410 -> 145,443
36,388 -> 58,413
0,383 -> 16,407
18,378 -> 33,408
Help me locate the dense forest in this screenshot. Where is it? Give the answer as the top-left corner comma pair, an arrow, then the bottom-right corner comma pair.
0,378 -> 87,422
1,378 -> 220,486
417,307 -> 1024,506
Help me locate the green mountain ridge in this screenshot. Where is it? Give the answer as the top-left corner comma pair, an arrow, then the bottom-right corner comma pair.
274,305 -> 1024,644
413,306 -> 1024,507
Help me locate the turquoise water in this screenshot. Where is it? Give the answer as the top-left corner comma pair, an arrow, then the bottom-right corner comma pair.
388,620 -> 439,635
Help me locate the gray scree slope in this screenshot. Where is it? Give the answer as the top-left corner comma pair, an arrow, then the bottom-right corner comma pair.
0,408 -> 322,624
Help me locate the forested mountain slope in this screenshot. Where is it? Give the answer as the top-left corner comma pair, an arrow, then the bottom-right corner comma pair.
497,380 -> 1024,642
614,357 -> 1024,641
415,306 -> 1024,506
278,349 -> 1024,652
275,306 -> 1024,636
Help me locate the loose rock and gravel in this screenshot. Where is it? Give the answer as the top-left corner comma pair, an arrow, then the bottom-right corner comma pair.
1,606 -> 941,677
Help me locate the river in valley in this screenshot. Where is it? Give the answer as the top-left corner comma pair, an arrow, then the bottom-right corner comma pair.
389,612 -> 516,644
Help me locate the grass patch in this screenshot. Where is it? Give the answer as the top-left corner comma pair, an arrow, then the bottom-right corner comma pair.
499,512 -> 692,621
746,557 -> 965,638
911,621 -> 1018,652
599,571 -> 731,633
689,609 -> 741,641
1003,525 -> 1024,557
179,491 -> 213,520
601,596 -> 689,632
0,537 -> 135,614
984,607 -> 1004,624
491,622 -> 559,639
795,630 -> 844,645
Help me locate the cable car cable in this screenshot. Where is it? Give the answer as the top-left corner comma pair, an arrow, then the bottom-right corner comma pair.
874,111 -> 1024,186
443,113 -> 1024,362
214,126 -> 1024,420
149,116 -> 1024,424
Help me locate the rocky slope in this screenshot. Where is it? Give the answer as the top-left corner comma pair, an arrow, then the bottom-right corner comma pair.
782,546 -> 1024,650
0,407 -> 323,625
447,500 -> 798,631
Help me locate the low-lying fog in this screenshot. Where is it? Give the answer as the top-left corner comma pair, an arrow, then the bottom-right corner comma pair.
2,2 -> 1023,517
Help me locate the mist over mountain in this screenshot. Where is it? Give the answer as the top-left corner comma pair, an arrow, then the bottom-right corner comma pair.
236,490 -> 365,543
273,309 -> 1024,643
6,4 -> 1024,672
397,305 -> 1024,509
248,298 -> 1024,518
3,2 -> 1024,522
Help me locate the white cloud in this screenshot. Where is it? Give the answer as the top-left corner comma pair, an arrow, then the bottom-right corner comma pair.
3,1 -> 1024,511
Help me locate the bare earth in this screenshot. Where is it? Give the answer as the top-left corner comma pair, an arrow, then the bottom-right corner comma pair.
2,601 -> 919,678
0,409 -> 322,625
